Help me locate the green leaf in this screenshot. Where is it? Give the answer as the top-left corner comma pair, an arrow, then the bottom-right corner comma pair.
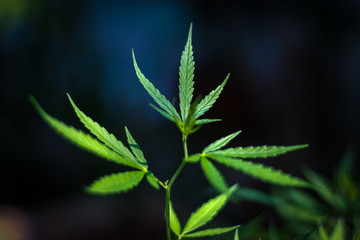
193,73 -> 229,119
149,103 -> 176,122
170,201 -> 181,236
269,221 -> 279,240
203,131 -> 242,153
67,94 -> 146,170
201,157 -> 228,192
132,50 -> 181,122
330,219 -> 345,240
211,144 -> 308,159
234,229 -> 239,240
124,126 -> 147,168
30,96 -> 145,170
293,224 -> 322,240
146,171 -> 160,190
186,153 -> 202,163
181,185 -> 237,236
208,154 -> 310,187
182,225 -> 240,238
194,119 -> 222,125
319,225 -> 329,240
86,171 -> 145,195
235,188 -> 274,205
303,169 -> 345,209
179,23 -> 195,122
352,232 -> 360,240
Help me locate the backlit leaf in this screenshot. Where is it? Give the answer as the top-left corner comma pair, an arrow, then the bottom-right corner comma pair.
125,126 -> 147,168
201,157 -> 228,192
193,73 -> 229,119
146,171 -> 160,190
194,119 -> 222,125
181,185 -> 237,235
179,23 -> 195,122
170,202 -> 181,236
67,94 -> 145,170
208,154 -> 310,187
132,50 -> 181,122
186,153 -> 202,163
212,144 -> 308,159
203,131 -> 242,153
87,171 -> 145,195
182,225 -> 240,238
30,96 -> 145,170
234,229 -> 239,240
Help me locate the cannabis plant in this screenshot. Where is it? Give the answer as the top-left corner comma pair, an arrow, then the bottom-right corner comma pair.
31,24 -> 311,240
264,147 -> 360,240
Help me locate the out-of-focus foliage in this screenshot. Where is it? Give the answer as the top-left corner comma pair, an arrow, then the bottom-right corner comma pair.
230,147 -> 359,239
268,147 -> 359,239
0,0 -> 28,23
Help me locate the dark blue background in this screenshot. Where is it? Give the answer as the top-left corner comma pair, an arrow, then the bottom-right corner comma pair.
1,0 -> 359,239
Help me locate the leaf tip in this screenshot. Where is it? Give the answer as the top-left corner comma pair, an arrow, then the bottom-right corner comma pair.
29,94 -> 37,106
227,184 -> 239,196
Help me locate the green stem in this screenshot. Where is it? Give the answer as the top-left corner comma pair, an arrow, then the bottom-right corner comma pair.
165,135 -> 189,240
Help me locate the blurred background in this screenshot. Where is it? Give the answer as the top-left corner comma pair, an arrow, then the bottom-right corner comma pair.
1,0 -> 359,239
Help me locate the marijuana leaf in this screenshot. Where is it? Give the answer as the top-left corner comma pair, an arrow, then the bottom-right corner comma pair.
67,94 -> 146,170
125,126 -> 147,168
30,96 -> 145,170
186,153 -> 202,163
87,170 -> 146,195
203,131 -> 242,153
330,219 -> 345,240
170,201 -> 181,236
207,154 -> 310,187
180,185 -> 237,236
181,225 -> 240,238
149,103 -> 176,122
193,73 -> 229,119
234,229 -> 239,240
145,171 -> 160,190
210,144 -> 308,159
132,50 -> 181,123
201,157 -> 228,192
179,23 -> 195,122
194,119 -> 222,125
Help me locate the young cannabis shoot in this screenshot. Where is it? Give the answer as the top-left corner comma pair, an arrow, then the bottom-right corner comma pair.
31,23 -> 310,240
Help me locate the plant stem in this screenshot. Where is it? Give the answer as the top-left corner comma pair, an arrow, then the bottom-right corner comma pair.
165,134 -> 189,240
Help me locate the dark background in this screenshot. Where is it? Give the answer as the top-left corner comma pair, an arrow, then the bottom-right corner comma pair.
1,0 -> 359,239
